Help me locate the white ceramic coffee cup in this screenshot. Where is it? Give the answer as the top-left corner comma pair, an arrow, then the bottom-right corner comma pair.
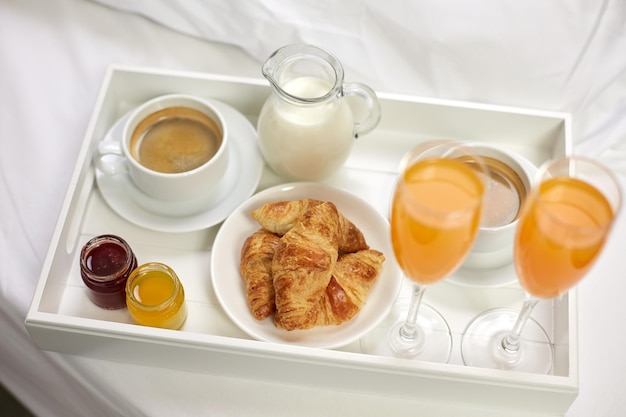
462,143 -> 535,270
97,94 -> 229,203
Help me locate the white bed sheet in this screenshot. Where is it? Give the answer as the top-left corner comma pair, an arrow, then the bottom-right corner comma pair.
1,0 -> 626,416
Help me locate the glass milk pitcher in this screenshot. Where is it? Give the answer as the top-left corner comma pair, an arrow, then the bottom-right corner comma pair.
257,44 -> 381,180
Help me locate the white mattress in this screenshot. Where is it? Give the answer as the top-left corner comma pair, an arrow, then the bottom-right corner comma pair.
2,0 -> 626,416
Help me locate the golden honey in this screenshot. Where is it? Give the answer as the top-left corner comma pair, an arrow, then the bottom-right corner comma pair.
125,262 -> 187,330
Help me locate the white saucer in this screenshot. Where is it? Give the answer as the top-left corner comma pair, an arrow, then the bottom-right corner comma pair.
95,98 -> 264,233
211,183 -> 403,349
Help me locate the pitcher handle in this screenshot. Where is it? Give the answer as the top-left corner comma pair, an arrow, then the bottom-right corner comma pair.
342,82 -> 381,138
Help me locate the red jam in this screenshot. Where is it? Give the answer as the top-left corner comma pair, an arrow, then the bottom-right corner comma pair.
80,234 -> 137,309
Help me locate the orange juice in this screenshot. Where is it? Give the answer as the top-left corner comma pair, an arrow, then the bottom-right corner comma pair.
126,262 -> 187,329
391,158 -> 484,284
515,177 -> 614,298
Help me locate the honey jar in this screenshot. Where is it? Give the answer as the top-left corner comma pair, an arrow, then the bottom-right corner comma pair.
125,262 -> 187,330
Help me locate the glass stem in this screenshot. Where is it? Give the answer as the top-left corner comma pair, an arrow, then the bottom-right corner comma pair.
399,284 -> 426,341
501,295 -> 539,353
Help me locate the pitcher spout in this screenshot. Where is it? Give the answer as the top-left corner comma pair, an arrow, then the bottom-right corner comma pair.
261,44 -> 344,103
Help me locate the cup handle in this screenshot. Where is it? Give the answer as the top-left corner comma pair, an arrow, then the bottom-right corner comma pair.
342,82 -> 381,138
95,140 -> 127,175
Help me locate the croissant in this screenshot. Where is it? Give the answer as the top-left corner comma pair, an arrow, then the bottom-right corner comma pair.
316,250 -> 385,326
251,199 -> 368,253
272,202 -> 341,330
239,229 -> 281,320
251,198 -> 321,235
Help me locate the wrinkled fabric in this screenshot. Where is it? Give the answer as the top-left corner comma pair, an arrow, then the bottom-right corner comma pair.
92,0 -> 626,165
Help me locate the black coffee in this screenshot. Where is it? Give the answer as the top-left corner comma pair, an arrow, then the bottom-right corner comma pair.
130,106 -> 222,174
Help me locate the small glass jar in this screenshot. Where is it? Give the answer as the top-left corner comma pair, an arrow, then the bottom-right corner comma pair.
80,234 -> 138,310
125,262 -> 187,330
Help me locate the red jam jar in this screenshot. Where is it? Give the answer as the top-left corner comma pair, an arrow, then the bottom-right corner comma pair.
80,234 -> 138,309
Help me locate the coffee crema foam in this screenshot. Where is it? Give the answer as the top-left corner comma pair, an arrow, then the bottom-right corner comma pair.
130,106 -> 222,174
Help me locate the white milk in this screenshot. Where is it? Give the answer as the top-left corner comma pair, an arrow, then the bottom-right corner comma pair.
257,77 -> 355,180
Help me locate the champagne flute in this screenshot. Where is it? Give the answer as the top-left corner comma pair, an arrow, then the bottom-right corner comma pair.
461,156 -> 621,373
361,140 -> 487,361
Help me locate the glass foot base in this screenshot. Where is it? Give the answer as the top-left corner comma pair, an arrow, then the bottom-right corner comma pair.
360,299 -> 452,363
461,309 -> 554,374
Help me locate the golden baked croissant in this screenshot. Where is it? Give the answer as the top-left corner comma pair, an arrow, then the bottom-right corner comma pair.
272,202 -> 341,330
239,229 -> 281,320
251,199 -> 368,253
316,250 -> 385,326
251,198 -> 321,235
240,198 -> 384,330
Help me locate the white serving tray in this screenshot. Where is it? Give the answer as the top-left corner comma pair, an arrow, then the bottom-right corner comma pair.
26,65 -> 576,416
